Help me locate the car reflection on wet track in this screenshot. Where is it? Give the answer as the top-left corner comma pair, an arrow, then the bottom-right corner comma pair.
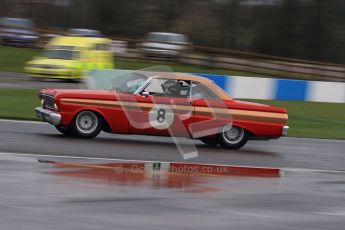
1,153 -> 345,230
42,160 -> 278,192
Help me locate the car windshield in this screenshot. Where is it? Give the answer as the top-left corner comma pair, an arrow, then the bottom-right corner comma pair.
1,18 -> 33,28
145,33 -> 185,43
44,50 -> 79,60
111,73 -> 148,94
69,29 -> 101,37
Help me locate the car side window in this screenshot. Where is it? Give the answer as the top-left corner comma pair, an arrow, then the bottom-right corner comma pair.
191,82 -> 220,100
142,79 -> 191,98
103,43 -> 110,51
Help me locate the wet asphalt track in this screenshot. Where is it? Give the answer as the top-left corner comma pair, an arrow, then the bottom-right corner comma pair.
2,72 -> 345,230
1,123 -> 345,230
1,153 -> 345,230
1,119 -> 345,171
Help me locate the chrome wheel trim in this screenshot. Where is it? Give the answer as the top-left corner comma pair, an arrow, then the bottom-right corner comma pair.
222,126 -> 244,145
76,111 -> 98,134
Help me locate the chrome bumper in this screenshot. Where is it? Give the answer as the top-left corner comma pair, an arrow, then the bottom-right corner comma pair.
282,126 -> 289,136
35,107 -> 61,126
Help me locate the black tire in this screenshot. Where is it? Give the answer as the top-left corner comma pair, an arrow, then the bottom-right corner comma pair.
200,137 -> 219,147
216,125 -> 249,149
71,110 -> 102,139
55,125 -> 73,136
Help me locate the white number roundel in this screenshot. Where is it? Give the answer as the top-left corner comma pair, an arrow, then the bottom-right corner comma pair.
149,105 -> 174,130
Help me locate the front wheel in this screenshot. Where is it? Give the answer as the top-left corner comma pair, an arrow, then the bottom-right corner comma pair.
71,111 -> 102,139
200,137 -> 219,147
55,125 -> 73,136
216,125 -> 248,149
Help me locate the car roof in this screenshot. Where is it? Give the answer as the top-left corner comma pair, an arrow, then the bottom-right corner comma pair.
69,28 -> 101,34
48,36 -> 111,48
150,72 -> 209,82
149,72 -> 231,100
148,32 -> 185,36
1,17 -> 31,21
0,17 -> 34,27
69,28 -> 98,32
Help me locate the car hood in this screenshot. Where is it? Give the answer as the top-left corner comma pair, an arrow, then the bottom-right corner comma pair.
40,88 -> 127,101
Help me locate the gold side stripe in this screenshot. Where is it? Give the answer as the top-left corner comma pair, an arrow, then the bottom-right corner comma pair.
60,98 -> 287,124
61,98 -> 193,111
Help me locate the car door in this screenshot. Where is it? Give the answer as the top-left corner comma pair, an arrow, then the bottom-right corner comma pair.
129,78 -> 194,137
189,81 -> 232,138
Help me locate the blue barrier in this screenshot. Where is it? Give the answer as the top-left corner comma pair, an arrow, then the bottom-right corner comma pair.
191,73 -> 345,103
86,70 -> 345,103
274,79 -> 308,101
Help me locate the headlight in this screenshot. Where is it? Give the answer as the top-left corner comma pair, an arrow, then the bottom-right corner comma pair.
40,98 -> 44,107
54,103 -> 59,111
44,65 -> 68,69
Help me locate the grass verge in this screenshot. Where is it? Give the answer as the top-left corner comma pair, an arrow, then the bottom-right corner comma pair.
0,89 -> 39,120
0,89 -> 344,139
247,99 -> 345,139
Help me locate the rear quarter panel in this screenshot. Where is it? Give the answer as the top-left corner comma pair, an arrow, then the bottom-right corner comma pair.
192,98 -> 287,138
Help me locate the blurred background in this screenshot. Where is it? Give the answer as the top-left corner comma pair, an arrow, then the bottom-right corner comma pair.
0,3 -> 345,229
0,0 -> 344,62
0,0 -> 344,139
1,0 -> 345,81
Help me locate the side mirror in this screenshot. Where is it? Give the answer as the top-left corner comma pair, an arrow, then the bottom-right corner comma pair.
141,91 -> 150,97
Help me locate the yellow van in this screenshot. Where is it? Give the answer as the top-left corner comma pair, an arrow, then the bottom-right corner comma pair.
25,36 -> 114,80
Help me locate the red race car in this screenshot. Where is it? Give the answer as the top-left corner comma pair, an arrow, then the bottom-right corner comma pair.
35,72 -> 288,149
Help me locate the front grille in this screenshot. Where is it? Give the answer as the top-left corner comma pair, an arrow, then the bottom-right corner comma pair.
40,65 -> 55,69
38,64 -> 64,69
42,94 -> 55,110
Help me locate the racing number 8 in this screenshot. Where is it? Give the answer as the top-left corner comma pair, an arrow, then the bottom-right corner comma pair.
156,109 -> 166,123
149,105 -> 174,129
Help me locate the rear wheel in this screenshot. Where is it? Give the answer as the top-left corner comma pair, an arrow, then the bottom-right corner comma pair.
216,125 -> 248,149
71,110 -> 102,139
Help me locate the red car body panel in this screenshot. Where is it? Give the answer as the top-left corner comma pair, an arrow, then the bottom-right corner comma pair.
38,74 -> 288,139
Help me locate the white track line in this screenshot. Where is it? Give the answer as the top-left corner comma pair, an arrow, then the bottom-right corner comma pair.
1,151 -> 344,174
0,152 -> 138,162
282,167 -> 345,174
0,119 -> 45,124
